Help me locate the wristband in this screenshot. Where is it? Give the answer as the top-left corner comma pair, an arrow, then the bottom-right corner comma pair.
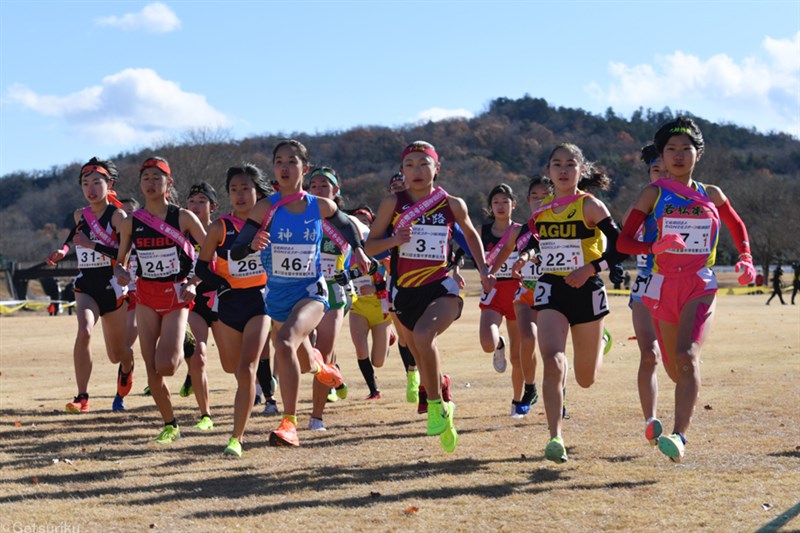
61,244 -> 69,254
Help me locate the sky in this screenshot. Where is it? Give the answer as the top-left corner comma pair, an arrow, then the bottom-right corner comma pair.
1,1 -> 798,177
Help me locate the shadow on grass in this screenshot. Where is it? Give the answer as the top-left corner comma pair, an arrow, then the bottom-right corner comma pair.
767,450 -> 800,459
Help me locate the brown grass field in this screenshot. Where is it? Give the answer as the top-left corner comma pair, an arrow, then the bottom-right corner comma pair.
0,272 -> 798,532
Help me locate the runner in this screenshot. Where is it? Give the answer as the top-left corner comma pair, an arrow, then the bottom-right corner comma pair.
47,157 -> 134,413
617,117 -> 756,462
114,156 -> 207,444
365,140 -> 493,453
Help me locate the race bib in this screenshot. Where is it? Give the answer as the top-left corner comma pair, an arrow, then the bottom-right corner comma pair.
272,244 -> 315,278
533,280 -> 552,306
643,272 -> 665,300
520,258 -> 542,281
137,247 -> 179,278
480,287 -> 497,305
76,245 -> 111,269
540,239 -> 585,272
631,274 -> 650,298
320,253 -> 338,280
636,254 -> 649,268
592,286 -> 609,315
352,275 -> 373,296
495,252 -> 518,279
662,218 -> 713,254
229,251 -> 265,278
399,224 -> 448,261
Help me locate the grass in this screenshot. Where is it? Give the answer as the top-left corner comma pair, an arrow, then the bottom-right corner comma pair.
0,275 -> 798,532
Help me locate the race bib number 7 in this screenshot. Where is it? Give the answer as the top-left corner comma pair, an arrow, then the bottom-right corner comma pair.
662,218 -> 713,254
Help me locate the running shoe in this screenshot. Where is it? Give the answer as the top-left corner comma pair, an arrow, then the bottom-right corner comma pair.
65,395 -> 89,413
112,394 -> 125,413
223,437 -> 242,458
514,400 -> 530,417
269,418 -> 300,447
155,424 -> 180,444
143,385 -> 151,396
493,336 -> 507,373
365,391 -> 382,401
262,399 -> 281,416
406,370 -> 420,403
326,389 -> 338,403
310,348 -> 343,388
194,416 -> 214,431
179,373 -> 193,398
439,401 -> 458,453
521,385 -> 539,406
562,385 -> 569,419
441,374 -> 452,402
602,328 -> 613,356
117,363 -> 134,398
510,401 -> 525,419
645,417 -> 663,445
417,386 -> 428,415
657,433 -> 685,463
426,400 -> 447,436
308,417 -> 327,431
183,329 -> 196,358
544,436 -> 568,464
335,382 -> 349,400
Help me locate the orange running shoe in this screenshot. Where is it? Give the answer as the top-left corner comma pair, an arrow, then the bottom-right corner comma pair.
65,394 -> 90,413
310,348 -> 343,389
117,363 -> 134,398
269,418 -> 300,447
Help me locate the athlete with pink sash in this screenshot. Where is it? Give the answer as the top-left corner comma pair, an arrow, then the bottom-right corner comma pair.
114,157 -> 207,445
618,118 -> 755,462
46,157 -> 135,414
366,140 -> 494,453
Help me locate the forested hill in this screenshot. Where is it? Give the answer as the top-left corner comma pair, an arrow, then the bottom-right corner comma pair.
1,96 -> 798,270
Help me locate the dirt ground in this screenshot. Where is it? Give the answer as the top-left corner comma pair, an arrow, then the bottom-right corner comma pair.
0,281 -> 798,532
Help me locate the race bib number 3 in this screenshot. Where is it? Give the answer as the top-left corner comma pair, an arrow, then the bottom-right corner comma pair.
272,244 -> 315,278
76,245 -> 111,269
662,218 -> 713,254
137,247 -> 179,278
399,225 -> 448,261
229,251 -> 265,278
540,239 -> 584,273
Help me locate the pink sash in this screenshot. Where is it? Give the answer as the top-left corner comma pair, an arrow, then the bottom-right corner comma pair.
485,223 -> 521,267
322,220 -> 350,254
516,227 -> 534,251
81,206 -> 118,249
395,187 -> 449,229
260,191 -> 307,232
219,214 -> 245,232
527,192 -> 591,236
653,178 -> 718,219
132,208 -> 195,261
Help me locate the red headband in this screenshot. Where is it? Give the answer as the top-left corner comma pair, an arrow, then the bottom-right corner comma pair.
140,158 -> 171,177
401,144 -> 439,164
80,164 -> 111,179
352,208 -> 374,224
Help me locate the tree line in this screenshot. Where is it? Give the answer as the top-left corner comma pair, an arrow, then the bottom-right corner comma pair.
1,95 -> 798,277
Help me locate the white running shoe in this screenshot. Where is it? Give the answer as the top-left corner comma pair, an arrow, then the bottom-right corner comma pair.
493,336 -> 507,373
308,417 -> 327,431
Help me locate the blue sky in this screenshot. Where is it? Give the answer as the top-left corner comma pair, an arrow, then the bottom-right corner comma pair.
1,1 -> 798,176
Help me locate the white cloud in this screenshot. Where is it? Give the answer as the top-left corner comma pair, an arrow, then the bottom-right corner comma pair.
586,33 -> 800,136
5,68 -> 230,145
96,2 -> 181,33
415,107 -> 474,123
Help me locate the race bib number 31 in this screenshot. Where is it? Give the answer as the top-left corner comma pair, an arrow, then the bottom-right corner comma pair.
272,244 -> 315,278
399,225 -> 448,261
76,245 -> 111,269
662,218 -> 713,254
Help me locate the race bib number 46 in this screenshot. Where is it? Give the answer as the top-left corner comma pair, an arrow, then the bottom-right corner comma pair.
272,244 -> 315,278
399,225 -> 448,262
540,239 -> 584,273
662,218 -> 713,254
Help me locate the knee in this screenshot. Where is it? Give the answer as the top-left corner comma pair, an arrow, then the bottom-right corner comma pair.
479,335 -> 496,353
640,346 -> 660,369
675,353 -> 700,377
75,326 -> 92,345
575,372 -> 596,389
542,353 -> 566,375
412,328 -> 435,348
156,361 -> 177,377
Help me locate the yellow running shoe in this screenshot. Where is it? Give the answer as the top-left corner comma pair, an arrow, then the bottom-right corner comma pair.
545,436 -> 568,464
155,424 -> 180,444
406,370 -> 420,403
426,399 -> 446,436
194,416 -> 214,431
439,401 -> 458,453
223,437 -> 242,458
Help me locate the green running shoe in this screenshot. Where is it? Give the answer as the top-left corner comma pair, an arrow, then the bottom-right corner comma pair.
657,433 -> 685,463
406,370 -> 420,403
194,416 -> 213,431
143,385 -> 151,396
545,436 -> 568,464
326,389 -> 339,403
426,399 -> 446,436
602,328 -> 613,356
179,373 -> 193,398
155,424 -> 180,444
335,382 -> 349,400
439,401 -> 458,453
223,437 -> 242,458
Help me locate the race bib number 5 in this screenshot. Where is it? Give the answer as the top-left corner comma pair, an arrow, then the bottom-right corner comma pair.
272,244 -> 315,278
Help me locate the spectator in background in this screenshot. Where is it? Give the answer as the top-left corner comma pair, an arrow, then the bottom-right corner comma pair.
766,264 -> 786,305
792,262 -> 799,305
